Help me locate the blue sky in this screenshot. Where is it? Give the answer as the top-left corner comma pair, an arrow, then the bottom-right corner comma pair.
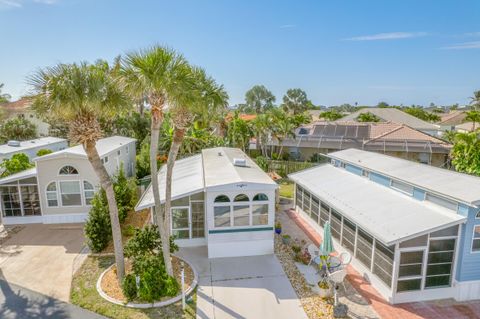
1,0 -> 479,106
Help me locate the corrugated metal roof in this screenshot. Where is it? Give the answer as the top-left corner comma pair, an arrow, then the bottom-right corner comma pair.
202,147 -> 277,188
339,108 -> 440,131
327,148 -> 480,205
135,154 -> 204,210
34,136 -> 136,161
0,137 -> 66,155
289,164 -> 465,245
0,168 -> 37,185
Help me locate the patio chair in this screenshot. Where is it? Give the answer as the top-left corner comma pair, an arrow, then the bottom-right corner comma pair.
339,252 -> 352,269
328,268 -> 347,292
307,244 -> 319,266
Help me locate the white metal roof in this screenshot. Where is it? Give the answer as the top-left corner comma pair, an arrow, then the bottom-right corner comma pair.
327,149 -> 480,206
135,147 -> 277,211
0,137 -> 66,155
289,164 -> 465,245
202,147 -> 277,188
0,168 -> 37,185
135,154 -> 204,210
339,108 -> 440,131
34,136 -> 136,161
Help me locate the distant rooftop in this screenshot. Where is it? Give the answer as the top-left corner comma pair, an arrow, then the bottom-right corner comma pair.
0,137 -> 66,156
34,136 -> 136,161
339,108 -> 440,131
327,148 -> 480,206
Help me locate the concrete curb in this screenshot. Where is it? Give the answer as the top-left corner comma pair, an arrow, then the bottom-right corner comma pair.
96,255 -> 198,308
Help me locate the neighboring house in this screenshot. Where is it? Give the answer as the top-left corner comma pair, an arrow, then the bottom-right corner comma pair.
339,108 -> 442,136
136,147 -> 278,258
0,137 -> 68,161
289,148 -> 480,304
0,136 -> 136,225
437,110 -> 467,128
268,121 -> 452,167
0,98 -> 50,136
455,122 -> 478,133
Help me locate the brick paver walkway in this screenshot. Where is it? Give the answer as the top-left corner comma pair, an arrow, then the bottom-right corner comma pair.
283,207 -> 480,319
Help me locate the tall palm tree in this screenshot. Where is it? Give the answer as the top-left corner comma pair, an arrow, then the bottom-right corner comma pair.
120,46 -> 192,275
163,70 -> 228,261
29,62 -> 131,281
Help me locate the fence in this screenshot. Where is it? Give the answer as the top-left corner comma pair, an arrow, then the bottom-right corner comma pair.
265,160 -> 319,177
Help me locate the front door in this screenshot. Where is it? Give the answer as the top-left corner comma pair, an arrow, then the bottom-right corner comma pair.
171,207 -> 190,239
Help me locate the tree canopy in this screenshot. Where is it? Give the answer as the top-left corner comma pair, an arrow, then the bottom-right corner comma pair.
356,112 -> 380,123
320,109 -> 343,121
243,85 -> 276,114
0,117 -> 37,143
282,88 -> 312,114
451,131 -> 480,176
403,106 -> 440,122
0,153 -> 34,177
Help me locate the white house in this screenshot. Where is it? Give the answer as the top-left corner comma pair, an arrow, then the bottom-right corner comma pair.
136,147 -> 278,258
0,136 -> 136,225
0,137 -> 68,161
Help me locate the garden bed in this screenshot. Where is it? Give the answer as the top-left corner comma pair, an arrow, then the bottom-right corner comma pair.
71,256 -> 197,319
98,255 -> 196,307
274,235 -> 335,319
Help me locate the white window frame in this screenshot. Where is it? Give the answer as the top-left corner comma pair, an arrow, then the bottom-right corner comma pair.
58,165 -> 79,176
59,180 -> 83,207
46,181 -> 59,207
213,193 -> 270,229
83,181 -> 95,206
471,225 -> 480,254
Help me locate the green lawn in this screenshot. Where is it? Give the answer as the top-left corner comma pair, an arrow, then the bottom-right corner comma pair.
70,256 -> 196,319
279,181 -> 294,199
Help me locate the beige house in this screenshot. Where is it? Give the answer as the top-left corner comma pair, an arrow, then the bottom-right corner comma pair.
0,98 -> 50,136
0,136 -> 136,225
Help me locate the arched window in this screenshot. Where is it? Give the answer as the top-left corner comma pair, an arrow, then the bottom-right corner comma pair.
83,181 -> 95,205
59,165 -> 78,175
214,195 -> 230,203
253,193 -> 269,201
46,182 -> 58,207
234,194 -> 249,202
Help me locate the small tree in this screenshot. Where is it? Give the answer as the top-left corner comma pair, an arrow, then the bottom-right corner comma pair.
36,149 -> 53,157
0,118 -> 37,143
0,153 -> 34,177
114,163 -> 137,223
320,110 -> 343,121
356,112 -> 380,122
84,191 -> 112,253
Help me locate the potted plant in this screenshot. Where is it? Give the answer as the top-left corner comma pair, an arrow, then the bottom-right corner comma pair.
282,234 -> 291,245
317,277 -> 333,298
275,221 -> 282,234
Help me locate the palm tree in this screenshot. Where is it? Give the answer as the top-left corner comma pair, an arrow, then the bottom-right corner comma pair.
163,70 -> 228,260
466,110 -> 480,131
470,90 -> 480,111
120,46 -> 192,276
29,62 -> 131,281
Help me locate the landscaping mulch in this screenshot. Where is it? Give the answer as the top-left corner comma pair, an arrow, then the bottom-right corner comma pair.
101,255 -> 195,304
71,256 -> 196,319
274,235 -> 335,319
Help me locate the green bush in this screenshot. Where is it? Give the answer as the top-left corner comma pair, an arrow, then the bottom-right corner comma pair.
84,191 -> 111,252
114,163 -> 137,223
124,225 -> 178,262
255,156 -> 269,172
0,153 -> 34,177
36,149 -> 53,157
163,275 -> 180,297
122,274 -> 138,301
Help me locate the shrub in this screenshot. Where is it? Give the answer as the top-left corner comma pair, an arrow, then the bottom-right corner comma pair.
84,191 -> 111,252
36,149 -> 53,157
163,275 -> 180,297
124,225 -> 178,262
114,163 -> 137,223
0,153 -> 34,177
122,274 -> 138,301
255,156 -> 269,172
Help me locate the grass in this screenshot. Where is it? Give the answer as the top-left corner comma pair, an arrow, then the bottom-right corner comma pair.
70,256 -> 196,319
279,181 -> 294,199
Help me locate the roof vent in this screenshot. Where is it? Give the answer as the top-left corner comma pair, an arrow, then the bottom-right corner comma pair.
233,158 -> 247,167
7,140 -> 20,147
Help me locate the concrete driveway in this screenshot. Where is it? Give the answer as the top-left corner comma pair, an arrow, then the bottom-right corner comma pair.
0,224 -> 86,302
178,247 -> 308,319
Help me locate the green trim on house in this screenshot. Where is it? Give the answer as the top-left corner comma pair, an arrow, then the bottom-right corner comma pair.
209,227 -> 273,234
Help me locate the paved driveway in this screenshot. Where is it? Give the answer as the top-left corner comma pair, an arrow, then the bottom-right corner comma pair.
0,224 -> 86,302
178,247 -> 308,319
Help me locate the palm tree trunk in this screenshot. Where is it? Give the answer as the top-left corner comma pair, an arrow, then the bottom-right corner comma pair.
149,113 -> 173,276
85,140 -> 125,281
163,127 -> 185,276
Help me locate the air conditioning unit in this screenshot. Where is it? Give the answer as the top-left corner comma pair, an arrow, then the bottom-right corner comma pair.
7,140 -> 20,147
233,158 -> 247,167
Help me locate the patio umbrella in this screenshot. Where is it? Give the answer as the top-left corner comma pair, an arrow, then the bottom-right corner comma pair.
319,221 -> 334,256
